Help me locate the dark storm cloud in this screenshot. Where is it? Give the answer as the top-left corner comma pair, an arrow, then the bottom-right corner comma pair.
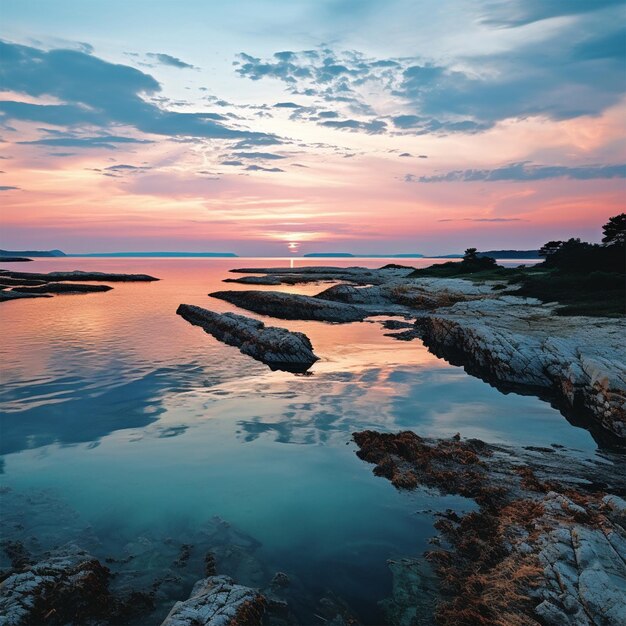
408,162 -> 626,183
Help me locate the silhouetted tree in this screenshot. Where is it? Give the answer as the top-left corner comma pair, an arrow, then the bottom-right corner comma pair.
463,247 -> 478,261
602,213 -> 626,246
539,241 -> 564,257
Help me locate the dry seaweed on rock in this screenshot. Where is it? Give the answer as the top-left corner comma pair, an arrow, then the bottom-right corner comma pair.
352,430 -> 626,626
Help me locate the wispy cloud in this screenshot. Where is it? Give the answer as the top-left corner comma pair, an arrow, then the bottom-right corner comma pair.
245,165 -> 284,172
437,218 -> 526,222
146,52 -> 196,69
408,162 -> 626,183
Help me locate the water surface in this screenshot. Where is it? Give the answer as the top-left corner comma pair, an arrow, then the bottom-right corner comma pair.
0,257 -> 595,623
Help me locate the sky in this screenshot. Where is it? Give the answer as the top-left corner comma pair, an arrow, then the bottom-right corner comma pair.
0,0 -> 625,256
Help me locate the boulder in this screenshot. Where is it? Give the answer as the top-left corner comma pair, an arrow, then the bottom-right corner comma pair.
177,304 -> 319,373
160,575 -> 266,626
209,290 -> 367,323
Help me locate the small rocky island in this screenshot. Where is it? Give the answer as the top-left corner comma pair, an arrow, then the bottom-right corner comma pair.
177,304 -> 319,373
0,269 -> 159,301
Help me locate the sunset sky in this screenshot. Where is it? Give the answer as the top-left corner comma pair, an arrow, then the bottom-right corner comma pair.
1,0 -> 625,255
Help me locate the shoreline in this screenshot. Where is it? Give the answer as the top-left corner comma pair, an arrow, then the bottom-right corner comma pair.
208,264 -> 625,447
1,262 -> 624,625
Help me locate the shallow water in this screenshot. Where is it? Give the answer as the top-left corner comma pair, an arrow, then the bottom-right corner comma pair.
0,257 -> 596,623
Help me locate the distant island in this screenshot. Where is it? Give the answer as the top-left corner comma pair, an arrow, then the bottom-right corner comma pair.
432,254 -> 464,259
0,249 -> 66,257
304,253 -> 425,258
67,252 -> 239,258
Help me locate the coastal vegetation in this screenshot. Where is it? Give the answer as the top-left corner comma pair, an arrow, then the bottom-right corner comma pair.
408,214 -> 626,317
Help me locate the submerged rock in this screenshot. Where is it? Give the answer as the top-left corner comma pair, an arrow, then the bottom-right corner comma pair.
160,575 -> 266,626
177,304 -> 319,373
209,290 -> 367,323
353,430 -> 626,626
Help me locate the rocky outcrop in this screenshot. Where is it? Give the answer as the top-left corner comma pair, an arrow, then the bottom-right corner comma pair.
0,290 -> 50,301
0,545 -> 116,626
209,290 -> 368,323
227,265 -> 414,285
414,297 -> 626,444
223,275 -> 283,285
12,282 -> 112,294
160,575 -> 266,626
0,270 -> 158,282
177,304 -> 319,372
0,269 -> 158,303
353,430 -> 626,626
213,269 -> 626,443
0,277 -> 47,286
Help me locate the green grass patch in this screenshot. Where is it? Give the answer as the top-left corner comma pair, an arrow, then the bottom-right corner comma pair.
409,262 -> 625,317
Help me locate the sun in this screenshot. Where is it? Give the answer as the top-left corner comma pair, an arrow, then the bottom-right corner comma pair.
287,241 -> 300,254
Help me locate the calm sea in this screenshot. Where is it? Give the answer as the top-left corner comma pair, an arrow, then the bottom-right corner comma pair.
0,257 -> 593,624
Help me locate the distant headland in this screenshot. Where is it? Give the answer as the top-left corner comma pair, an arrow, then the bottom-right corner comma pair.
304,253 -> 425,258
0,250 -> 239,258
0,249 -> 66,257
66,252 -> 239,258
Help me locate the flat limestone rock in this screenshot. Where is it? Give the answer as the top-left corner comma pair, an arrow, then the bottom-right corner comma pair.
1,270 -> 159,282
177,304 -> 319,373
160,575 -> 266,626
209,290 -> 367,323
414,296 -> 626,443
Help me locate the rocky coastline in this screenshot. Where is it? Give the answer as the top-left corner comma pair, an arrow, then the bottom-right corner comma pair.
0,269 -> 159,302
207,265 -> 625,446
2,262 -> 624,625
352,430 -> 626,626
